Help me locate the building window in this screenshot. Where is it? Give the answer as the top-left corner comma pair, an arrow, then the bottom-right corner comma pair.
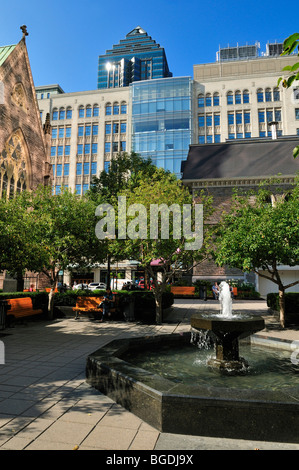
57,146 -> 63,156
236,133 -> 243,139
51,146 -> 56,157
244,112 -> 250,124
205,94 -> 212,107
295,109 -> 299,120
228,133 -> 235,139
120,141 -> 126,151
58,128 -> 64,139
214,134 -> 221,142
259,131 -> 266,137
52,109 -> 58,120
106,103 -> 112,115
66,127 -> 71,138
245,132 -> 251,138
113,103 -> 119,114
77,144 -> 83,155
83,184 -> 89,194
55,185 -> 61,195
266,110 -> 273,122
273,88 -> 280,101
83,162 -> 90,175
206,114 -> 212,127
56,164 -> 62,176
52,164 -> 55,177
213,93 -> 220,106
113,123 -> 119,134
120,122 -> 127,134
105,123 -> 111,134
105,142 -> 111,153
265,88 -> 272,102
227,92 -> 233,105
92,124 -> 98,135
78,106 -> 84,118
206,135 -> 213,143
66,107 -> 72,119
198,94 -> 204,107
236,112 -> 242,124
112,142 -> 118,152
275,109 -> 281,121
214,114 -> 220,126
84,144 -> 90,154
258,110 -> 265,123
91,162 -> 97,174
64,163 -> 69,176
59,108 -> 65,120
78,126 -> 84,137
257,89 -> 264,102
198,135 -> 205,144
85,125 -> 91,136
86,106 -> 92,118
65,145 -> 70,156
75,185 -> 81,195
93,105 -> 99,117
228,113 -> 234,125
47,92 -> 50,99
235,91 -> 242,104
92,143 -> 98,154
243,90 -> 249,103
198,115 -> 205,127
104,161 -> 110,172
121,102 -> 127,114
76,163 -> 82,175
52,128 -> 57,139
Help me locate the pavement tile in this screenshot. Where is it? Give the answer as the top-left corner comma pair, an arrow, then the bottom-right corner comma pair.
81,424 -> 137,450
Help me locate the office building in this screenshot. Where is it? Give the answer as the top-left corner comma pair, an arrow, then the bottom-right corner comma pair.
97,26 -> 172,89
193,42 -> 299,144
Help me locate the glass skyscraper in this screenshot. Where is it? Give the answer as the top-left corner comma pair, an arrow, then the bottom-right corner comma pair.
131,77 -> 192,176
97,26 -> 172,89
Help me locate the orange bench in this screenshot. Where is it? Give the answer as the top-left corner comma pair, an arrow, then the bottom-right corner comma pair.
73,296 -> 104,319
170,286 -> 196,297
6,297 -> 43,320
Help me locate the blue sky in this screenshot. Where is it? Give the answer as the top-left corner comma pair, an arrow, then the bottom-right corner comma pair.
0,0 -> 297,93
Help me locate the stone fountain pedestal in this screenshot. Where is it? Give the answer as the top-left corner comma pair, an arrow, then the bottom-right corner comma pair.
191,314 -> 265,372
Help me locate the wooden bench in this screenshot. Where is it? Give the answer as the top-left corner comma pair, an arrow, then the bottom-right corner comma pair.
73,295 -> 119,320
170,286 -> 196,297
6,297 -> 43,321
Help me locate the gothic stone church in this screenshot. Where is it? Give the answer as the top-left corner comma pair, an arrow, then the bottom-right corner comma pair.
0,27 -> 51,289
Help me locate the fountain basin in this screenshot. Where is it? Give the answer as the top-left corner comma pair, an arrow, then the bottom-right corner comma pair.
86,333 -> 299,443
191,313 -> 265,371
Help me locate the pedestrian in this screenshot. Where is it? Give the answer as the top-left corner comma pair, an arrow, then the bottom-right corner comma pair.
99,288 -> 115,321
212,282 -> 219,300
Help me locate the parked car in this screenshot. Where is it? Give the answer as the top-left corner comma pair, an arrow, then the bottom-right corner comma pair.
88,282 -> 107,290
73,283 -> 89,290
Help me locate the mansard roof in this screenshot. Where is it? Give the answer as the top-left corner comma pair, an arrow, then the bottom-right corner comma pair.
182,138 -> 299,182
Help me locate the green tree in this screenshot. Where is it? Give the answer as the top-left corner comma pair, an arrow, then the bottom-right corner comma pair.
102,169 -> 212,324
25,186 -> 105,318
213,181 -> 299,328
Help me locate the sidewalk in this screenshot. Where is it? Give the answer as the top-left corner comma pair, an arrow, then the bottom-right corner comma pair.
0,299 -> 298,450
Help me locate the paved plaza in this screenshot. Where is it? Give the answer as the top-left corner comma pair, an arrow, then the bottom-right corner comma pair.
0,298 -> 298,451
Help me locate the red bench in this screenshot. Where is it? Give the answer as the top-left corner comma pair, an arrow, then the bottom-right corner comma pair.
170,286 -> 196,297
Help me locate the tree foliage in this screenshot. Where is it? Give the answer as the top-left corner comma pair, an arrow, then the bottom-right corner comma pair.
213,180 -> 299,327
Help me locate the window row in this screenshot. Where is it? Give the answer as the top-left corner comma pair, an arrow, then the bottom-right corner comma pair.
198,93 -> 220,107
105,102 -> 127,116
78,124 -> 98,137
76,162 -> 97,176
258,108 -> 281,123
105,122 -> 127,135
198,114 -> 221,127
104,141 -> 127,153
52,107 -> 73,120
51,145 -> 71,157
257,88 -> 280,103
52,127 -> 72,139
52,163 -> 70,177
77,143 -> 98,155
228,111 -> 251,125
75,184 -> 90,195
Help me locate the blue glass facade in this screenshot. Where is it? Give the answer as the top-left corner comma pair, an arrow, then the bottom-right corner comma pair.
131,77 -> 192,176
98,27 -> 172,89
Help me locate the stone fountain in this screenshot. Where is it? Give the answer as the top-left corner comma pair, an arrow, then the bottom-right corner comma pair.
191,281 -> 265,372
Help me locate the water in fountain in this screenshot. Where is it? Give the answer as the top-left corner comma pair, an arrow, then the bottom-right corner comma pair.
219,281 -> 232,317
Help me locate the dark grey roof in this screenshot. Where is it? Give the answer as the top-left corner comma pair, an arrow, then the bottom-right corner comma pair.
182,138 -> 299,181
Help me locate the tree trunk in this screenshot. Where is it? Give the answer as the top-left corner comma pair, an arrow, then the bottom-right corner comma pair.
278,286 -> 286,328
47,277 -> 57,320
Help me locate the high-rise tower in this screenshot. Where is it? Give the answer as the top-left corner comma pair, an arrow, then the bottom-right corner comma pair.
97,26 -> 172,89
